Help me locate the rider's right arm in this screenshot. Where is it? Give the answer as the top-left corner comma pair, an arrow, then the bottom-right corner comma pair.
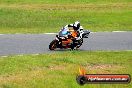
80,26 -> 83,30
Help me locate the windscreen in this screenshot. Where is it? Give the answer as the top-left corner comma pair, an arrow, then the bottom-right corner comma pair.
59,27 -> 70,37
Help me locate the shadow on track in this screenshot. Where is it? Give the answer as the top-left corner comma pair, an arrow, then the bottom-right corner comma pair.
47,48 -> 85,52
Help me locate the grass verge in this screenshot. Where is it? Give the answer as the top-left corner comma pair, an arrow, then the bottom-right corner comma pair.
0,1 -> 131,33
0,51 -> 132,88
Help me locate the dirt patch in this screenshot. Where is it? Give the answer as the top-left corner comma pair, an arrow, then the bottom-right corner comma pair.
86,64 -> 124,70
46,65 -> 65,70
0,3 -> 131,10
83,64 -> 126,74
0,68 -> 46,84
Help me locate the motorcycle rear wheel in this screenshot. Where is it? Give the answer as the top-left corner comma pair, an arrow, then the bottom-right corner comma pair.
76,39 -> 83,49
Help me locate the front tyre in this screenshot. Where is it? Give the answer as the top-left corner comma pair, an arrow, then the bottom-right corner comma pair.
49,40 -> 58,50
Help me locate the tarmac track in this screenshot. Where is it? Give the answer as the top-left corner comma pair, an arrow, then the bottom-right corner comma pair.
0,32 -> 132,56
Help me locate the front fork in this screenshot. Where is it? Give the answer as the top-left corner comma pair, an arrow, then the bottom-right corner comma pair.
55,35 -> 63,48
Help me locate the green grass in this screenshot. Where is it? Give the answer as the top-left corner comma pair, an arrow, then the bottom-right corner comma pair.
0,0 -> 132,4
0,51 -> 132,88
0,0 -> 132,33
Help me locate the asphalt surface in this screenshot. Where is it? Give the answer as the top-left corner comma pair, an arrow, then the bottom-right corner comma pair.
0,32 -> 132,56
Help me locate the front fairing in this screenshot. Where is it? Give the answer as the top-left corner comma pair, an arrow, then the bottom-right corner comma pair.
59,27 -> 70,37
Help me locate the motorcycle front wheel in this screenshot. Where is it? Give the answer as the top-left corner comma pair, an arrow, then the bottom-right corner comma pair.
49,40 -> 58,50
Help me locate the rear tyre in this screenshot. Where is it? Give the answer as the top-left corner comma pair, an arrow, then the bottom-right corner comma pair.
70,40 -> 75,50
49,40 -> 58,50
76,39 -> 83,49
70,44 -> 75,50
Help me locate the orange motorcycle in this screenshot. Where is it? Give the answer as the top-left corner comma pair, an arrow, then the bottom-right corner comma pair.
49,28 -> 90,50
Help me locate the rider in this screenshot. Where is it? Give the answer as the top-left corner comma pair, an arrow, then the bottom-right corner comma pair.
62,21 -> 84,48
63,21 -> 83,40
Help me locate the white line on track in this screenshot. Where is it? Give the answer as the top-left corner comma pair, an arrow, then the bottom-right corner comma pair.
90,32 -> 96,33
32,54 -> 39,56
0,31 -> 130,35
0,34 -> 4,35
44,31 -> 128,35
17,55 -> 24,56
44,33 -> 57,34
112,31 -> 127,32
43,31 -> 128,34
1,56 -> 8,58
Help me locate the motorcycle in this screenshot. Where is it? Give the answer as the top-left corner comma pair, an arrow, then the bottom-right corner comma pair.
49,28 -> 90,50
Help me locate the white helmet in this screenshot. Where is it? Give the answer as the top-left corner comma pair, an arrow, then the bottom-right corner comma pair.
73,21 -> 80,30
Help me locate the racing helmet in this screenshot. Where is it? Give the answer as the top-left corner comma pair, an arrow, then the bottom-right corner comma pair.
73,21 -> 80,30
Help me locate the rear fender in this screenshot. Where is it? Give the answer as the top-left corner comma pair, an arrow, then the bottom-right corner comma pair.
82,30 -> 90,38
